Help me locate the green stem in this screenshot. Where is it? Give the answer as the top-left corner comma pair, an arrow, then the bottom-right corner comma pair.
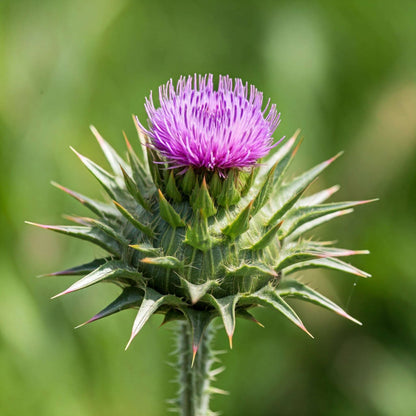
176,321 -> 216,416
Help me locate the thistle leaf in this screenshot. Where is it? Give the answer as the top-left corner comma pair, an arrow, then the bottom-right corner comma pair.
304,243 -> 369,258
126,287 -> 183,349
298,185 -> 340,207
124,130 -> 151,191
52,260 -> 144,298
126,287 -> 166,349
267,181 -> 311,227
76,287 -> 143,328
180,167 -> 196,195
276,241 -> 368,272
51,182 -> 118,219
279,200 -> 376,239
141,256 -> 184,269
191,177 -> 217,217
206,294 -> 240,348
290,152 -> 343,191
112,200 -> 154,238
274,247 -> 326,272
129,243 -> 162,256
222,200 -> 253,240
243,286 -> 313,337
276,280 -> 362,325
90,125 -> 129,178
222,261 -> 279,295
284,257 -> 371,278
42,257 -> 110,277
249,221 -> 283,250
236,309 -> 264,327
132,115 -> 149,166
146,146 -> 164,189
120,166 -> 151,211
217,170 -> 240,207
224,262 -> 277,278
288,209 -> 353,240
255,130 -> 299,186
208,171 -> 222,198
71,147 -> 119,200
185,211 -> 218,251
269,135 -> 301,192
26,222 -> 121,255
250,162 -> 278,216
240,168 -> 255,197
84,217 -> 130,246
63,215 -> 96,226
181,279 -> 219,304
268,152 -> 343,224
166,171 -> 183,202
158,190 -> 186,228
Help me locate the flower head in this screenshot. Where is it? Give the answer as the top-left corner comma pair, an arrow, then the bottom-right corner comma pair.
138,74 -> 281,173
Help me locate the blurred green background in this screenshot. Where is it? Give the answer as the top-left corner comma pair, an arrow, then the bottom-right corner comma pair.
1,0 -> 416,415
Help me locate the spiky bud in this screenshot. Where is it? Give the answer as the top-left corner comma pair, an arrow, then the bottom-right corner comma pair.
30,74 -> 374,359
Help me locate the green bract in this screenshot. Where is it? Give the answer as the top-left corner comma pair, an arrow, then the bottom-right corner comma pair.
30,121 -> 374,357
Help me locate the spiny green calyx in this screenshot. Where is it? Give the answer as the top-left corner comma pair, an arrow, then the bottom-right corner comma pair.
30,122 -> 375,357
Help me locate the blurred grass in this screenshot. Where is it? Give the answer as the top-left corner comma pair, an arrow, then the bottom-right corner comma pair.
1,0 -> 416,415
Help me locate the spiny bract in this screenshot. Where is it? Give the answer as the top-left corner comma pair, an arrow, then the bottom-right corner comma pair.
30,76 -> 373,358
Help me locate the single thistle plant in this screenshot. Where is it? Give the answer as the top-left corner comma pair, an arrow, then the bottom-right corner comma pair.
30,74 -> 374,416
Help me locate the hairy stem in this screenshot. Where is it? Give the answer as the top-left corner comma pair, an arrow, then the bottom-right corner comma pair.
175,321 -> 216,416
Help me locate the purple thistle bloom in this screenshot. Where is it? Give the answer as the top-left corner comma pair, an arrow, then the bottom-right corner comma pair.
138,74 -> 281,173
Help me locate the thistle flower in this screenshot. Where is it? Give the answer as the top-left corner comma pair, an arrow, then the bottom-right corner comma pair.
139,74 -> 281,172
29,74 -> 374,416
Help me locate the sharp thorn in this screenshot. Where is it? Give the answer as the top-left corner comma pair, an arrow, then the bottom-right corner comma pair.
357,198 -> 379,205
25,221 -> 48,229
50,289 -> 71,300
74,320 -> 90,329
123,130 -> 132,150
74,314 -> 101,329
338,310 -> 362,326
328,185 -> 341,195
326,151 -> 344,165
291,137 -> 304,156
89,125 -> 103,143
37,273 -> 51,278
140,257 -> 152,264
125,333 -> 135,351
191,345 -> 198,367
252,318 -> 265,328
299,323 -> 314,339
336,209 -> 354,216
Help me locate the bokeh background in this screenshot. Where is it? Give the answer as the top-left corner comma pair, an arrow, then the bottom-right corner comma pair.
1,1 -> 416,415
